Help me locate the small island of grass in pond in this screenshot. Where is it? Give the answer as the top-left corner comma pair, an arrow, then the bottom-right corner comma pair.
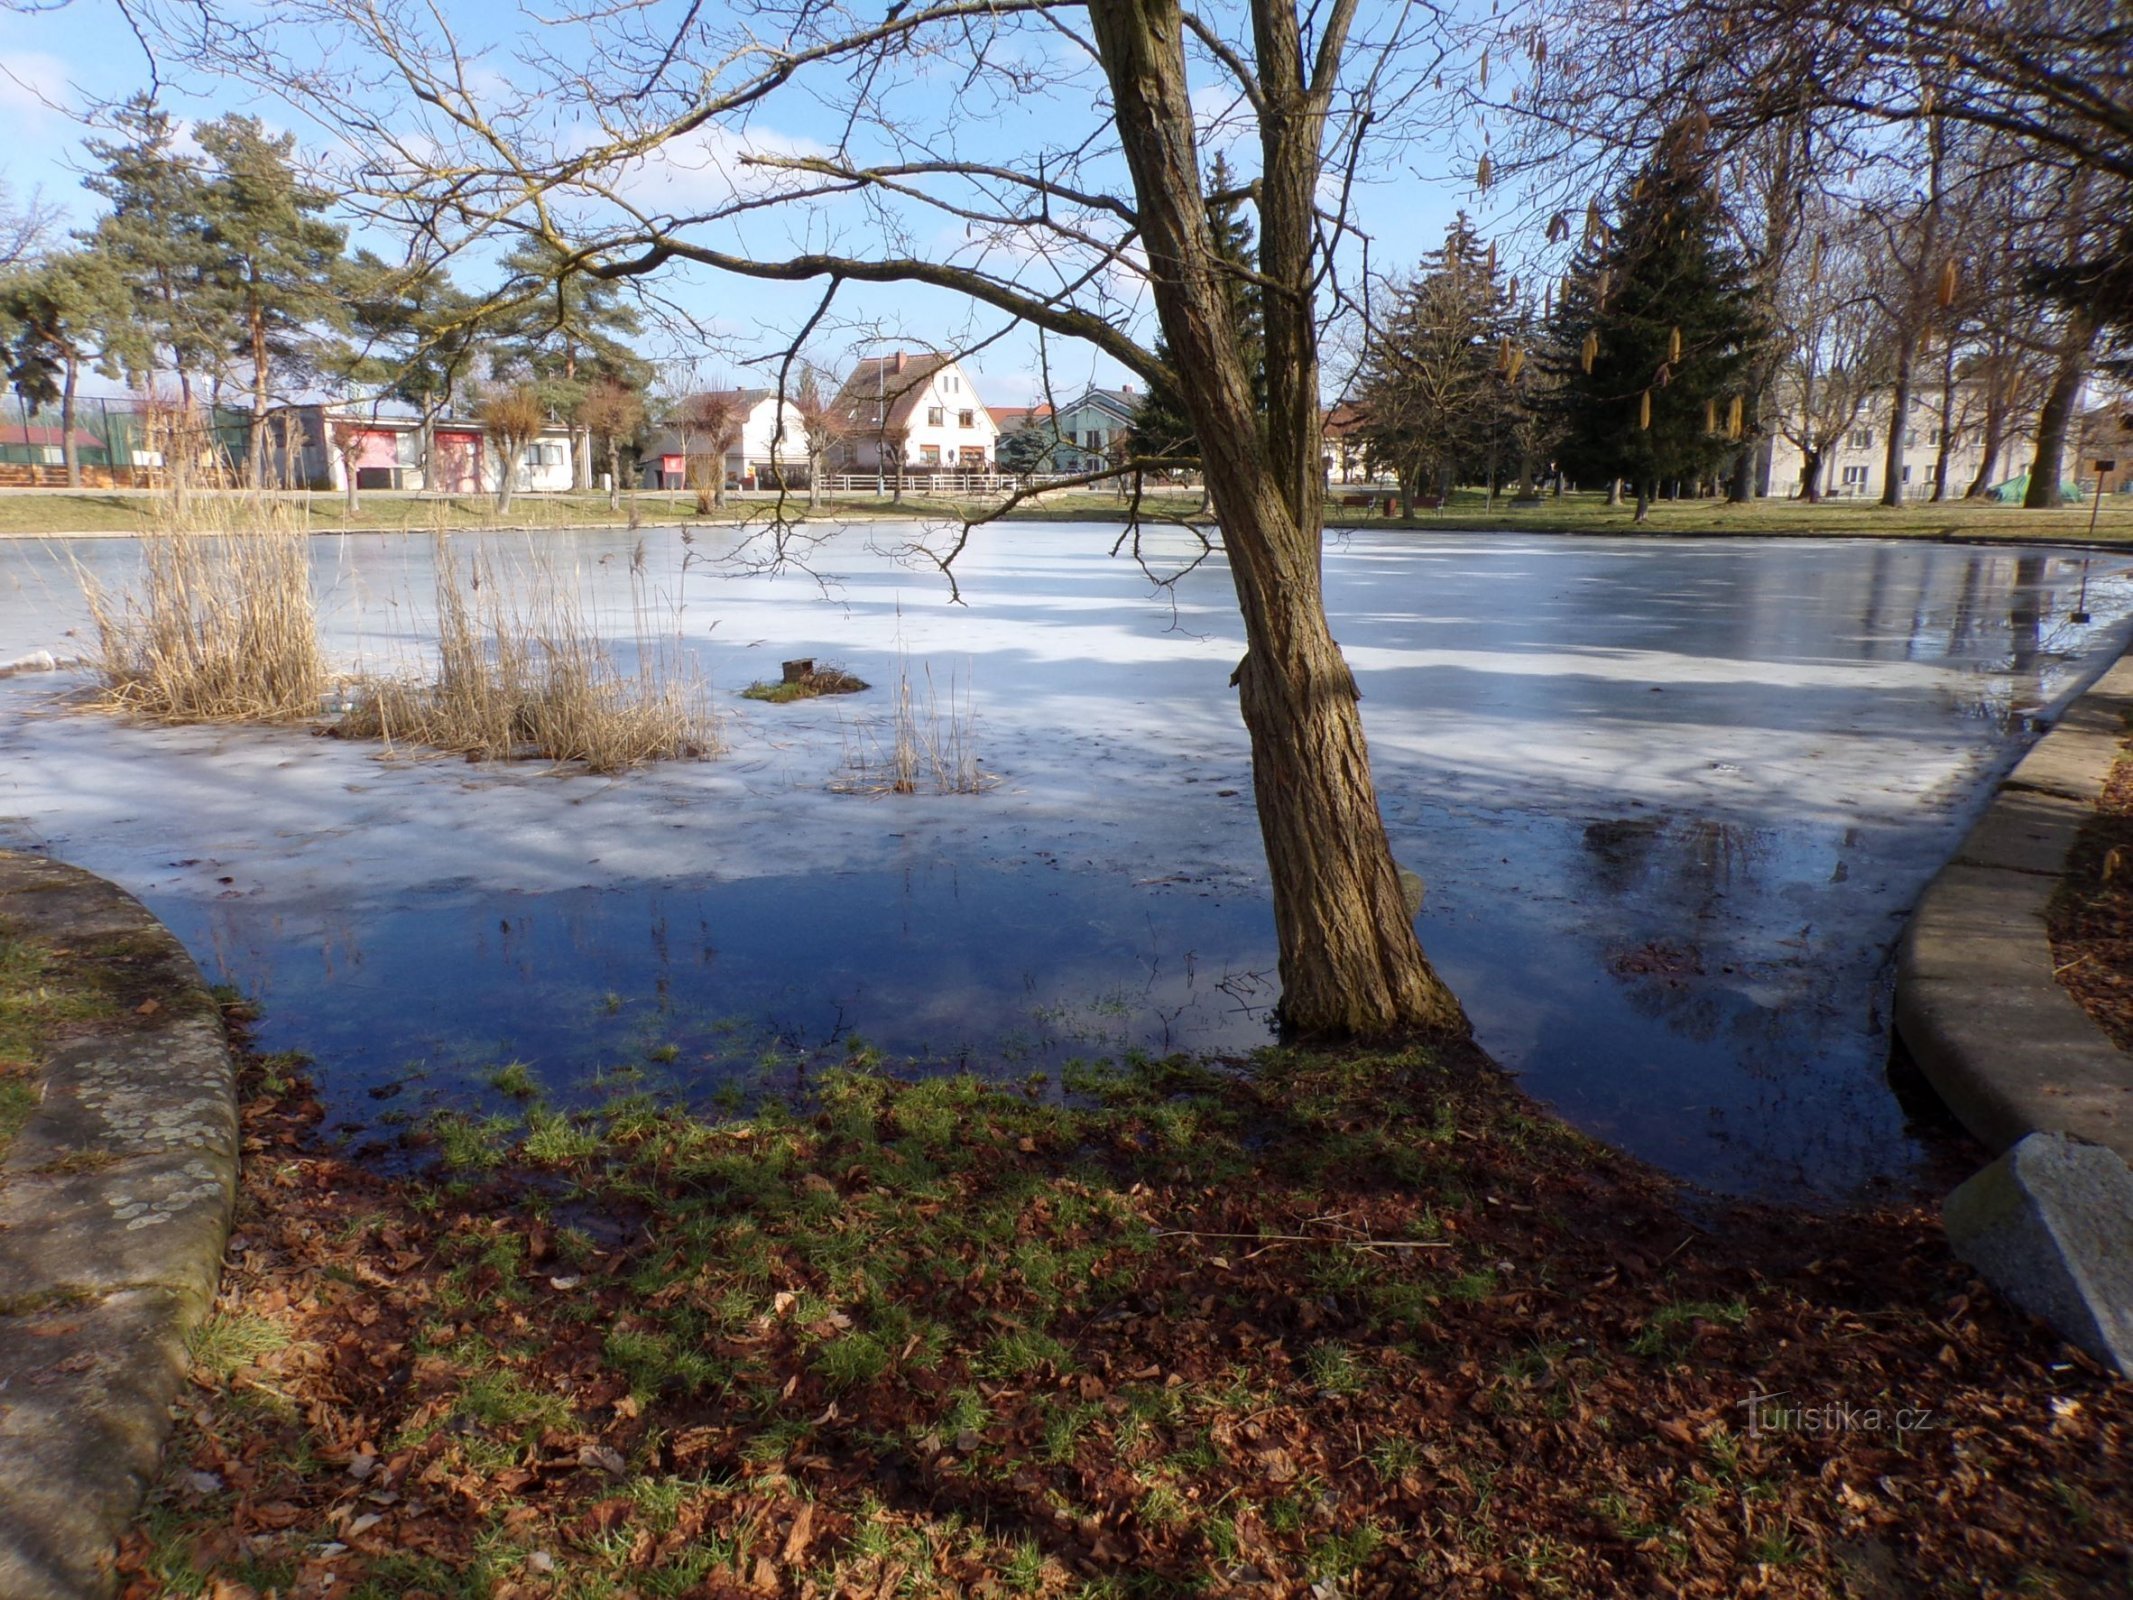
741,658 -> 871,703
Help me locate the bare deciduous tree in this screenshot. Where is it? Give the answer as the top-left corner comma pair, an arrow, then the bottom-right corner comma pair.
678,389 -> 746,511
135,0 -> 1471,1038
788,366 -> 843,511
577,378 -> 645,512
476,384 -> 545,515
1771,214 -> 1883,501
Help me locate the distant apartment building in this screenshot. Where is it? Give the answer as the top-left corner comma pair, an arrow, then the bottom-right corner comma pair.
1767,385 -> 2034,500
830,351 -> 997,472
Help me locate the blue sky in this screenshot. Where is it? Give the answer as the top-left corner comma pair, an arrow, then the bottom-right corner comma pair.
1,0 -> 1501,408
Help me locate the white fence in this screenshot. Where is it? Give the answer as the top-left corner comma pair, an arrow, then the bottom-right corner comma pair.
816,471 -> 1123,496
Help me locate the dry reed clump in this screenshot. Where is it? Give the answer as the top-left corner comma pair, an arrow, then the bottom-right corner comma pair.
76,507 -> 326,725
338,538 -> 719,774
831,656 -> 995,795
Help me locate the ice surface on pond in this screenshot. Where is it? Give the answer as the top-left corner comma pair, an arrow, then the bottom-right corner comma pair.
3,523 -> 2128,1203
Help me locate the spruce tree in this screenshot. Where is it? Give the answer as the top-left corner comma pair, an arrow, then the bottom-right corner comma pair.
1353,213 -> 1514,508
1547,141 -> 1764,519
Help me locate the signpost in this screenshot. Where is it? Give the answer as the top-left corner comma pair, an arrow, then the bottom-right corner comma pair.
2089,458 -> 2117,544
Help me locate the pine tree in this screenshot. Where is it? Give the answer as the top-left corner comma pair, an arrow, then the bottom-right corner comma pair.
1547,141 -> 1765,519
343,253 -> 485,486
193,114 -> 352,485
80,95 -> 217,400
492,238 -> 650,488
1128,153 -> 1264,464
0,250 -> 132,485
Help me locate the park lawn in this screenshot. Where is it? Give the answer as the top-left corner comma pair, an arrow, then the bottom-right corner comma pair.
4,484 -> 2131,543
1343,486 -> 2133,543
117,1023 -> 2130,1599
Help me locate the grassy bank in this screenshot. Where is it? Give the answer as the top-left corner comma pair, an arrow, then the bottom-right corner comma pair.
6,485 -> 2133,544
117,1028 -> 2130,1598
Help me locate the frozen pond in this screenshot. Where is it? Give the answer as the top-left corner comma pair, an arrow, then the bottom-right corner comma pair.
4,524 -> 2129,1204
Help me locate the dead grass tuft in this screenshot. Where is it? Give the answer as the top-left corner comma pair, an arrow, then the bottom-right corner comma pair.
75,499 -> 325,725
339,537 -> 719,773
832,655 -> 994,795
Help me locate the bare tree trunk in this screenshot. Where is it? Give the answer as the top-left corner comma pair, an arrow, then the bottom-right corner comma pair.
1880,336 -> 1914,507
1930,344 -> 1958,501
1800,446 -> 1824,501
1091,0 -> 1464,1038
1607,477 -> 1624,506
60,357 -> 80,489
2025,311 -> 2096,509
607,439 -> 622,511
1965,408 -> 2006,499
248,306 -> 273,490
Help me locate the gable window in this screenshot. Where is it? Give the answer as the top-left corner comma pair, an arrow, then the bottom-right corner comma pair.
958,410 -> 975,429
927,406 -> 944,426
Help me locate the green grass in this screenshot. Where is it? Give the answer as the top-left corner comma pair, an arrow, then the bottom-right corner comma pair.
187,1312 -> 292,1381
6,482 -> 2130,543
738,665 -> 870,703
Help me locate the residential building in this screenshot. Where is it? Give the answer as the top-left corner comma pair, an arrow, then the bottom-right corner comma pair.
2077,402 -> 2133,495
289,407 -> 577,495
1048,386 -> 1140,473
829,351 -> 997,473
1322,402 -> 1369,482
640,389 -> 809,489
1766,386 -> 2035,501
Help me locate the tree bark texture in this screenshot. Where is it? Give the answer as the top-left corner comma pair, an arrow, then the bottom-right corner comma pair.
1880,336 -> 1914,507
1088,0 -> 1466,1039
60,358 -> 80,489
2025,311 -> 2096,509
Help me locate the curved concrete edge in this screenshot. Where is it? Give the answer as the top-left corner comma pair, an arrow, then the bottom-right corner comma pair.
0,850 -> 239,1600
1895,655 -> 2133,1164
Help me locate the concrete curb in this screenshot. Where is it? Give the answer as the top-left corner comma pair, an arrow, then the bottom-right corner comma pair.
1895,656 -> 2133,1164
0,850 -> 239,1600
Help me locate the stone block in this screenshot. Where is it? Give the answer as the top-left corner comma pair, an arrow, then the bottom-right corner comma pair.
1943,1133 -> 2133,1374
1952,787 -> 2088,879
0,1287 -> 192,1600
0,1149 -> 233,1314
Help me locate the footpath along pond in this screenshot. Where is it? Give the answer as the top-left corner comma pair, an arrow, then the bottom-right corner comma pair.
3,524 -> 2128,1204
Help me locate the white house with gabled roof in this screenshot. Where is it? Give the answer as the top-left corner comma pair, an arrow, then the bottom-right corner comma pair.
830,351 -> 998,472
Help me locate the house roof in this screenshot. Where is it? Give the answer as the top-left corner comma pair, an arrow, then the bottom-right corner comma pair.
990,403 -> 1053,428
1057,386 -> 1139,424
5,425 -> 103,448
1323,402 -> 1366,437
830,352 -> 981,434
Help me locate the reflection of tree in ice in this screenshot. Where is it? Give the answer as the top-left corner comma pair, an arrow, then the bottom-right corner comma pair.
1582,811 -> 1859,1066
